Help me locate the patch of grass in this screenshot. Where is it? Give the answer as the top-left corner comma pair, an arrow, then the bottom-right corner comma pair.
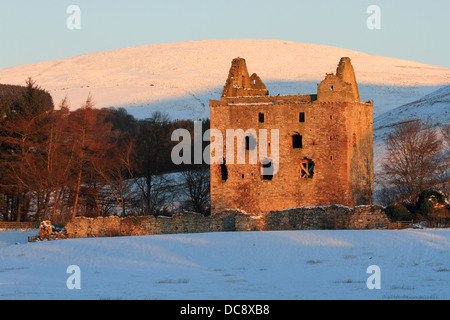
332,279 -> 364,284
391,285 -> 415,290
0,266 -> 25,272
306,260 -> 325,264
156,279 -> 189,284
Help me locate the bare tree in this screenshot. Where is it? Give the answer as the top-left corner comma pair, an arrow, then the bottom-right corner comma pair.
442,124 -> 450,146
131,112 -> 174,215
181,164 -> 210,215
437,124 -> 450,198
92,136 -> 137,216
68,95 -> 113,219
379,119 -> 447,204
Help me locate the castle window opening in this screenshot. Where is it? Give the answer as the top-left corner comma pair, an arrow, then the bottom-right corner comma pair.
220,163 -> 228,181
299,112 -> 305,123
300,158 -> 315,179
242,75 -> 245,87
292,134 -> 303,149
262,160 -> 273,180
245,135 -> 256,151
330,85 -> 334,91
259,112 -> 265,123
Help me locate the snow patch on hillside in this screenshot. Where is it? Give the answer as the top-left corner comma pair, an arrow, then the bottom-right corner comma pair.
374,85 -> 450,135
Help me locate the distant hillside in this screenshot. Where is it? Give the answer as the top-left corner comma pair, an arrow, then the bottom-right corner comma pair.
0,39 -> 448,120
374,85 -> 450,138
373,85 -> 450,173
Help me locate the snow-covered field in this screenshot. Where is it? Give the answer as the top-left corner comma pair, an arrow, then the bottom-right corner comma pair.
0,229 -> 448,300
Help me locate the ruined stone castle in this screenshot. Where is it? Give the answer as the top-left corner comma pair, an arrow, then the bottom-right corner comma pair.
209,57 -> 374,214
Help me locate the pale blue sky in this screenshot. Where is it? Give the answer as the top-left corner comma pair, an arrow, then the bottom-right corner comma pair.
0,0 -> 449,69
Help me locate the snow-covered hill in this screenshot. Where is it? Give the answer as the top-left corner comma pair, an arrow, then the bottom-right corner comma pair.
373,85 -> 450,174
0,39 -> 449,120
0,229 -> 449,300
374,85 -> 450,138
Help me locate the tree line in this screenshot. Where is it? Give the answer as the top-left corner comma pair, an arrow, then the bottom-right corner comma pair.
0,79 -> 210,223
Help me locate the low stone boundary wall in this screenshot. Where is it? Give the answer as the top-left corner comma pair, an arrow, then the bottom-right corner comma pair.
0,221 -> 40,230
64,205 -> 390,239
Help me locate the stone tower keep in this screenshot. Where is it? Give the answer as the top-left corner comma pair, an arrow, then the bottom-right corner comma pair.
209,57 -> 374,214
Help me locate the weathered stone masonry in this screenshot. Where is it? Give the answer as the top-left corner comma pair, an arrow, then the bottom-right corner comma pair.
209,57 -> 374,214
64,205 -> 389,238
